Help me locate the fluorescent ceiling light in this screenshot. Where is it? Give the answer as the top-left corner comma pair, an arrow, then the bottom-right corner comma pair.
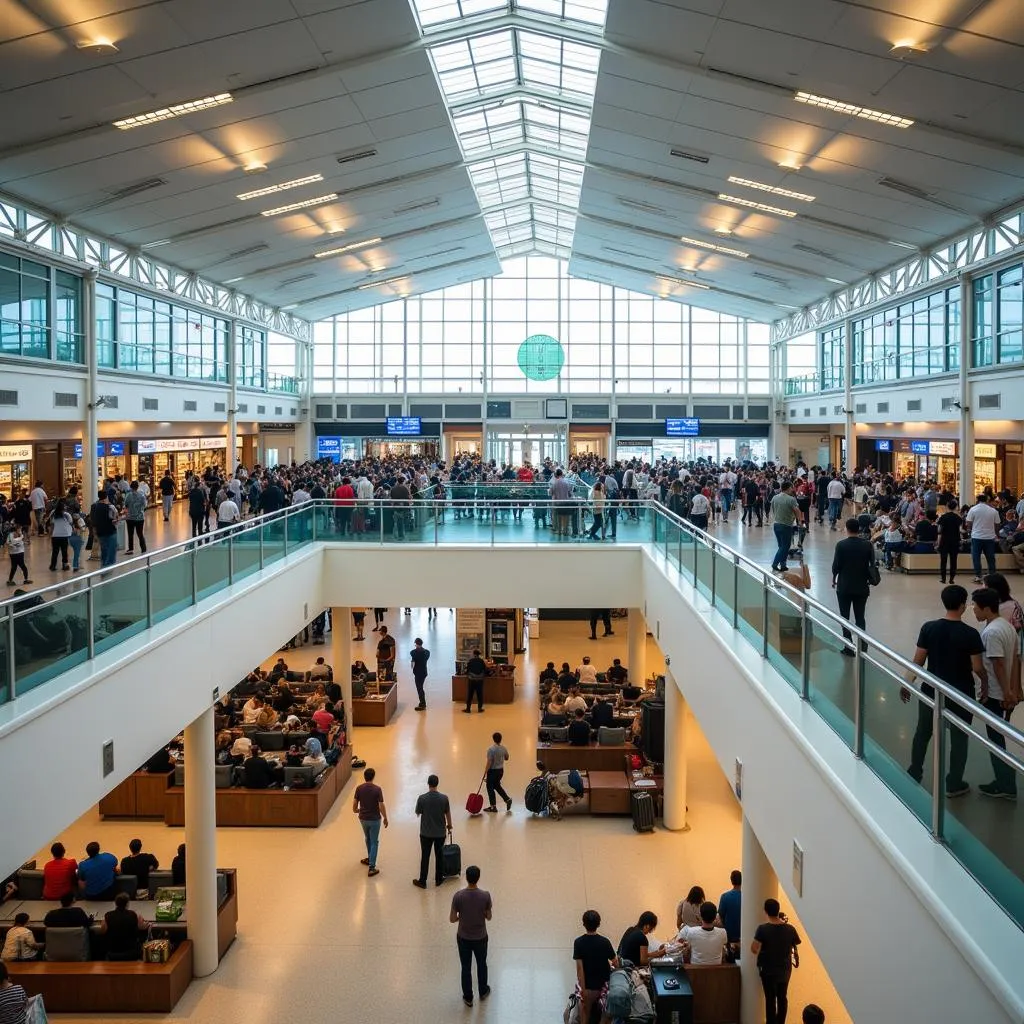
358,275 -> 409,290
281,304 -> 299,310
657,275 -> 709,290
260,194 -> 338,217
794,91 -> 913,128
224,276 -> 245,284
776,303 -> 800,309
825,277 -> 847,285
314,237 -> 383,258
237,174 -> 324,201
113,92 -> 233,130
718,194 -> 797,218
727,176 -> 815,202
680,235 -> 749,259
140,238 -> 172,249
887,239 -> 917,249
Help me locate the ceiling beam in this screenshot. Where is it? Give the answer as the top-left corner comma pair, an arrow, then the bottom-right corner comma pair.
448,85 -> 593,117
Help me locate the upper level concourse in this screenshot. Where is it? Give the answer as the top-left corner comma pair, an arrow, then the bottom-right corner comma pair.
1,500 -> 1022,1023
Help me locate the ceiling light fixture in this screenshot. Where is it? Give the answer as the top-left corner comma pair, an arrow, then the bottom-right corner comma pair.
680,235 -> 749,259
237,174 -> 324,201
727,176 -> 815,202
825,277 -> 847,285
279,273 -> 315,287
778,160 -> 802,171
657,275 -> 710,290
77,39 -> 119,55
243,162 -> 268,175
260,193 -> 338,217
281,304 -> 299,310
314,237 -> 383,258
336,148 -> 378,165
794,91 -> 914,128
889,41 -> 929,60
718,194 -> 797,217
224,276 -> 245,284
226,243 -> 269,260
358,275 -> 409,290
669,148 -> 710,165
887,239 -> 917,249
113,92 -> 233,130
394,198 -> 440,215
140,238 -> 172,249
714,226 -> 733,235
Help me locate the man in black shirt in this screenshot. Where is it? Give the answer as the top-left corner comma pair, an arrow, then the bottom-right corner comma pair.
750,899 -> 801,1024
90,492 -> 118,568
606,658 -> 627,686
573,910 -> 616,1024
590,695 -> 615,730
410,638 -> 430,711
567,708 -> 591,746
464,649 -> 488,713
241,746 -> 279,789
120,839 -> 159,896
43,891 -> 92,930
831,517 -> 877,655
376,627 -> 397,681
901,585 -> 984,797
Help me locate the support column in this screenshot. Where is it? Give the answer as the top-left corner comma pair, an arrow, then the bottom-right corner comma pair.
740,816 -> 778,1024
958,274 -> 974,503
663,671 -> 688,831
843,317 -> 854,472
331,607 -> 353,746
627,607 -> 646,685
226,321 -> 238,473
82,270 -> 99,507
183,706 -> 218,978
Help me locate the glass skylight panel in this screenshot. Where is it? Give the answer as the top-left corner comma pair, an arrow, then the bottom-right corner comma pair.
518,0 -> 609,25
453,105 -> 525,154
412,0 -> 508,28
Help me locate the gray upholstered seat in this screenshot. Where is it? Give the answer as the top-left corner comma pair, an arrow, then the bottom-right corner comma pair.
598,726 -> 626,746
215,765 -> 234,788
115,875 -> 138,899
173,764 -> 185,787
254,731 -> 285,751
148,869 -> 173,892
543,727 -> 569,743
44,926 -> 90,962
15,869 -> 44,900
284,765 -> 316,788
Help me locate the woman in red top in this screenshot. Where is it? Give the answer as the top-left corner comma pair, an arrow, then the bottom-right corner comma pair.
42,842 -> 78,900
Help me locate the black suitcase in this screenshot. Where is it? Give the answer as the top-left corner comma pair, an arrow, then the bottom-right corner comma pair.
631,792 -> 655,833
442,836 -> 462,877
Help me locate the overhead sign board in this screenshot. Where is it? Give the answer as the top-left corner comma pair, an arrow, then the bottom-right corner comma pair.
665,417 -> 700,437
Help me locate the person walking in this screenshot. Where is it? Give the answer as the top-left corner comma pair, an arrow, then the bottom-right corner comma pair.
411,637 -> 430,711
450,865 -> 492,1006
413,774 -> 452,889
750,898 -> 802,1024
573,910 -> 617,1024
47,499 -> 73,571
158,471 -> 176,521
352,767 -> 388,877
464,648 -> 487,713
483,732 -> 512,812
831,517 -> 877,656
123,480 -> 148,554
188,479 -> 208,539
5,526 -> 31,585
769,482 -> 802,574
587,480 -> 606,540
825,474 -> 846,530
588,609 -> 614,640
901,585 -> 984,798
352,606 -> 366,641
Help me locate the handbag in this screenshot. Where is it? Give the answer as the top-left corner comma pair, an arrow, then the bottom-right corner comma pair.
26,994 -> 48,1024
867,560 -> 881,587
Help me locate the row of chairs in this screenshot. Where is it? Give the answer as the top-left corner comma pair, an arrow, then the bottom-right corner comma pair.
538,725 -> 628,745
175,763 -> 321,789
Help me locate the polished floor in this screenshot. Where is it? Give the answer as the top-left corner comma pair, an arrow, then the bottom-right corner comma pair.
40,614 -> 850,1024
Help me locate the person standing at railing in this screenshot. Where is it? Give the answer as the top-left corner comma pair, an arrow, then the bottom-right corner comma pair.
901,585 -> 984,799
831,517 -> 877,655
769,482 -> 803,575
90,491 -> 119,568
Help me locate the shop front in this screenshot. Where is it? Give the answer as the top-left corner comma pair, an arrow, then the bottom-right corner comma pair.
0,443 -> 33,498
864,438 -> 1004,495
569,426 -> 610,460
134,436 -> 242,496
442,423 -> 482,462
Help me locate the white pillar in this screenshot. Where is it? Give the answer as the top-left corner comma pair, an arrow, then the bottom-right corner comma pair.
226,321 -> 238,474
843,317 -> 855,472
331,607 -> 353,745
740,816 -> 778,1024
957,274 -> 973,503
627,607 -> 646,685
82,270 -> 98,506
183,706 -> 218,978
663,671 -> 688,831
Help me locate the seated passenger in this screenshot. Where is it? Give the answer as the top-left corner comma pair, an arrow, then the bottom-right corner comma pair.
215,730 -> 235,764
621,683 -> 643,703
563,687 -> 588,716
144,746 -> 174,774
42,842 -> 78,901
100,892 -> 145,961
311,703 -> 335,734
676,886 -> 706,929
230,736 -> 252,765
272,682 -> 295,714
302,738 -> 327,770
280,715 -> 303,734
217,692 -> 238,727
606,658 -> 628,686
0,965 -> 26,1022
43,892 -> 91,930
539,661 -> 558,687
241,693 -> 265,724
618,911 -> 667,967
546,692 -> 567,718
556,664 -> 575,693
677,901 -> 728,965
912,510 -> 939,551
120,839 -> 159,897
77,842 -> 119,901
171,844 -> 186,886
254,704 -> 279,729
567,708 -> 591,746
590,694 -> 615,730
308,656 -> 332,681
305,683 -> 328,708
241,745 -> 279,789
576,656 -> 598,685
1,913 -> 42,962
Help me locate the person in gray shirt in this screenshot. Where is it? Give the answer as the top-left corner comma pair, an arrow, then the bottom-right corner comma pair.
549,469 -> 575,537
769,482 -> 802,574
413,774 -> 452,889
483,732 -> 512,813
124,480 -> 148,554
450,865 -> 492,1006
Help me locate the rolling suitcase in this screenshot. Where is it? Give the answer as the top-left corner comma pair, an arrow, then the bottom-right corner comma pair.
631,792 -> 655,833
442,829 -> 462,877
466,777 -> 485,815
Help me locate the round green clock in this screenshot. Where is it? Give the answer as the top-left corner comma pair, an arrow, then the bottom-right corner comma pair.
517,334 -> 565,381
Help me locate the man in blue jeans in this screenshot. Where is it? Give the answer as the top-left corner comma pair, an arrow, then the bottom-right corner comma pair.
965,493 -> 1000,581
768,482 -> 802,574
90,492 -> 119,568
352,767 -> 388,878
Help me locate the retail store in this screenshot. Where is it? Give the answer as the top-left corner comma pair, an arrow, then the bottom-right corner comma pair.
0,443 -> 33,497
615,419 -> 770,466
857,437 -> 1017,495
314,420 -> 442,463
133,436 -> 243,496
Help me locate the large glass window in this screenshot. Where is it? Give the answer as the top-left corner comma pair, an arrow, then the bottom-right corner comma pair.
819,325 -> 844,391
972,275 -> 993,367
0,253 -> 54,360
318,256 -> 768,396
996,264 -> 1023,364
237,326 -> 266,389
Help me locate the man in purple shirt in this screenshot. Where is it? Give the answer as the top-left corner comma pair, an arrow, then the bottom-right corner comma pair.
352,768 -> 388,877
450,865 -> 492,1006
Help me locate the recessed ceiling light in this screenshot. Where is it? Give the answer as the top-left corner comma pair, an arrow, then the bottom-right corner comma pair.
260,194 -> 338,217
714,226 -> 733,235
237,174 -> 324,201
727,176 -> 815,202
77,39 -> 119,55
718,194 -> 797,218
314,237 -> 383,258
680,235 -> 749,259
140,239 -> 172,249
794,91 -> 913,128
358,275 -> 409,290
657,275 -> 710,290
113,92 -> 233,130
889,41 -> 929,60
778,160 -> 802,171
243,162 -> 268,175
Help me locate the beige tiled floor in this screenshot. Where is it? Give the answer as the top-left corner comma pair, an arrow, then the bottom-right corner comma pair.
41,611 -> 850,1024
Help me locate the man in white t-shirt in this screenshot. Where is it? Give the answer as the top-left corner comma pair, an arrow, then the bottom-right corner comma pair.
676,901 -> 728,965
965,494 -> 1001,581
576,657 -> 598,685
29,481 -> 48,535
216,497 -> 240,529
825,475 -> 847,530
563,687 -> 588,716
973,587 -> 1020,799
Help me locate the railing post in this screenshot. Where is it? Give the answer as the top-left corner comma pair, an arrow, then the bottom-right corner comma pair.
145,563 -> 153,630
228,534 -> 235,585
732,557 -> 739,629
6,605 -> 16,701
761,583 -> 769,658
434,503 -> 438,546
190,546 -> 198,605
312,504 -> 318,542
283,511 -> 290,556
490,504 -> 496,546
86,580 -> 96,659
853,646 -> 865,758
380,501 -> 385,545
800,601 -> 811,700
258,520 -> 265,570
710,543 -> 717,601
931,691 -> 946,840
692,530 -> 698,580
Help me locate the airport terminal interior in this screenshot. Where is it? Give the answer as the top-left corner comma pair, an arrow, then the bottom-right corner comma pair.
1,1 -> 1024,1022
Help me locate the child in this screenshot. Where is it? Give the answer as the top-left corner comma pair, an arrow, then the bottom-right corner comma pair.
6,526 -> 31,586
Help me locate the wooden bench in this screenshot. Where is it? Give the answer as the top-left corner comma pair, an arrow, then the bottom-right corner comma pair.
353,684 -> 398,726
12,939 -> 193,1013
899,551 -> 1020,574
99,770 -> 174,818
536,742 -> 635,773
688,963 -> 742,1024
164,758 -> 351,827
451,672 -> 516,704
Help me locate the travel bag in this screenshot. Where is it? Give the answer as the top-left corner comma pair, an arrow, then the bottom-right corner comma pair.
466,777 -> 485,815
631,791 -> 655,833
524,774 -> 547,814
442,829 -> 462,877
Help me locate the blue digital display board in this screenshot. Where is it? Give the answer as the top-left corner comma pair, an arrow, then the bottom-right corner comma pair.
386,417 -> 422,436
910,441 -> 929,455
665,418 -> 700,437
874,439 -> 892,452
317,436 -> 342,462
73,442 -> 106,459
107,441 -> 125,456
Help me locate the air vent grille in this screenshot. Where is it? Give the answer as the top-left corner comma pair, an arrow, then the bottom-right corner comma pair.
183,400 -> 197,412
351,403 -> 386,418
102,395 -> 118,409
389,404 -> 403,417
669,148 -> 710,164
855,403 -> 867,414
214,402 -> 226,413
315,404 -> 332,418
803,408 -> 811,417
876,402 -> 889,414
694,404 -> 730,419
618,404 -> 654,419
446,403 -> 481,417
238,403 -> 248,413
274,406 -> 283,415
941,397 -> 955,411
143,398 -> 158,411
834,405 -> 844,416
257,404 -> 266,414
978,393 -> 1000,409
572,403 -> 609,418
335,405 -> 347,419
906,399 -> 922,412
54,392 -> 78,408
748,404 -> 769,419
818,407 -> 827,416
0,390 -> 17,406
656,404 -> 687,418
